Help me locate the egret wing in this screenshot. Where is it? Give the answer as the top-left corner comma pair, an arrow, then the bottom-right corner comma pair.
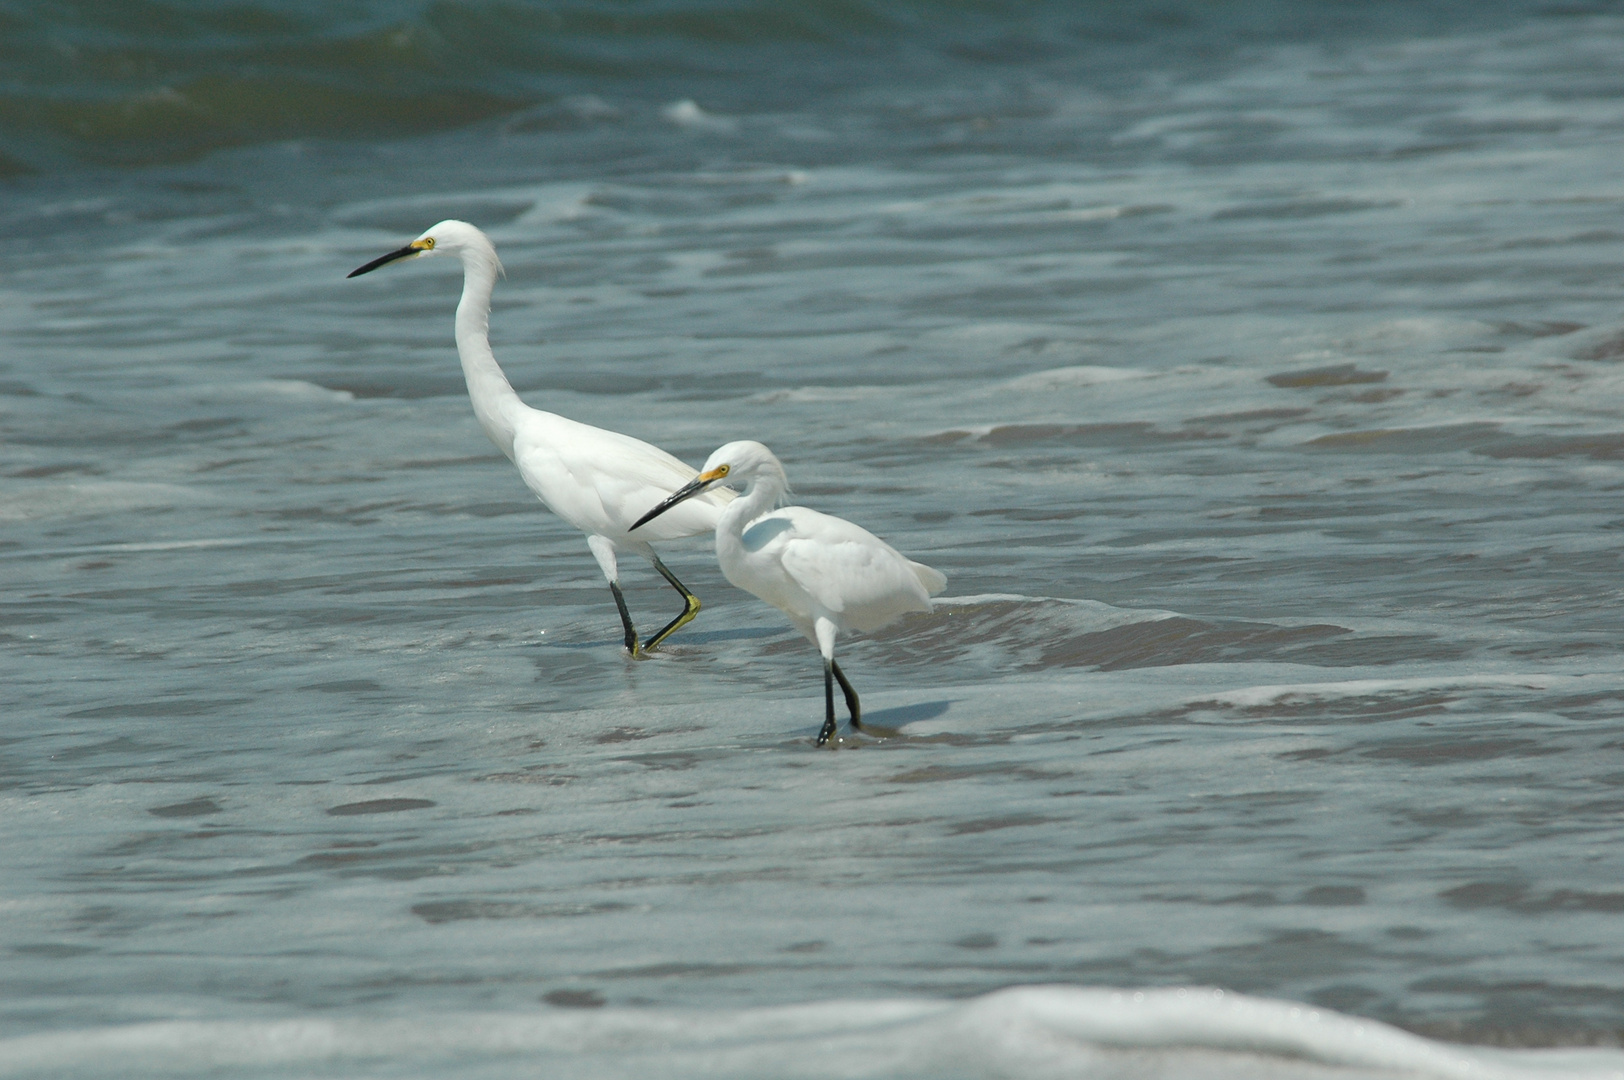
775,508 -> 934,629
512,412 -> 732,537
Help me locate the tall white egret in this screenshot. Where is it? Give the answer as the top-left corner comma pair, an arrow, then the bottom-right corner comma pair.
348,221 -> 734,655
632,440 -> 946,745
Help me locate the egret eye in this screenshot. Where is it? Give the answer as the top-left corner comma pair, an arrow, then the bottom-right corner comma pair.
715,463 -> 730,476
421,237 -> 435,249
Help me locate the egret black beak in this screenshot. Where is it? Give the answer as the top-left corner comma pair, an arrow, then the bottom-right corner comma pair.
632,466 -> 728,531
347,240 -> 428,278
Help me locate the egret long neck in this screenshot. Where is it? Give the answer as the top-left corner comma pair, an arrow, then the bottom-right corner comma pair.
716,470 -> 785,550
454,250 -> 521,461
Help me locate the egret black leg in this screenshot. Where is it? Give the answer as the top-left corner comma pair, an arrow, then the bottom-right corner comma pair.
817,660 -> 838,746
642,555 -> 702,652
609,582 -> 640,656
831,660 -> 861,731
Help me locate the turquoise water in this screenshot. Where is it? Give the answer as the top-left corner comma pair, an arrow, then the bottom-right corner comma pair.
4,3 -> 1624,1076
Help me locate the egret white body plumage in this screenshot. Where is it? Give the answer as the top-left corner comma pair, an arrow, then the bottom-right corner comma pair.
633,440 -> 946,745
348,220 -> 733,654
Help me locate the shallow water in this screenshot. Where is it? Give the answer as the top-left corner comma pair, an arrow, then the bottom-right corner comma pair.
5,2 -> 1624,1076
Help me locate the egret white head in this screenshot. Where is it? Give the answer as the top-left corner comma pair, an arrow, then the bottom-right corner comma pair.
347,220 -> 503,278
632,440 -> 785,531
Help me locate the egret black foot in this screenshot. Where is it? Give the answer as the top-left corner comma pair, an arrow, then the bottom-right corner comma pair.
831,660 -> 861,732
818,661 -> 840,746
610,582 -> 642,657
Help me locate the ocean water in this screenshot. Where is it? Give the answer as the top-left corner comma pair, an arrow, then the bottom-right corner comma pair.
5,2 -> 1624,1076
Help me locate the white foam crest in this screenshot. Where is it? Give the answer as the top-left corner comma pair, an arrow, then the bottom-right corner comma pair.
999,365 -> 1151,391
1324,317 -> 1499,355
971,987 -> 1622,1079
0,535 -> 313,561
745,385 -> 891,404
0,481 -> 209,522
2,987 -> 1619,1080
187,378 -> 354,403
1196,674 -> 1574,710
933,592 -> 1177,620
662,99 -> 737,133
328,182 -> 596,237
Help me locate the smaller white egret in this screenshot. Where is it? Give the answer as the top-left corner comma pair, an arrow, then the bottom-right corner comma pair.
632,441 -> 946,746
348,221 -> 734,654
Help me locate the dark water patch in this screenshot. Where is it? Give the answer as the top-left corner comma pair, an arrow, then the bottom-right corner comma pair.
45,734 -> 178,762
300,679 -> 383,693
1311,984 -> 1382,1013
1181,928 -> 1370,986
325,797 -> 436,815
5,78 -> 524,167
0,0 -> 1564,170
1571,330 -> 1624,361
413,900 -> 629,924
1496,320 -> 1585,338
1185,406 -> 1312,426
8,462 -> 100,477
13,943 -> 99,959
1267,364 -> 1388,389
1405,976 -> 1624,1044
1428,118 -> 1563,138
165,417 -> 244,436
102,829 -> 236,857
471,768 -> 577,786
884,599 -> 1372,676
1403,1017 -> 1624,1049
593,726 -> 658,744
335,196 -> 538,233
970,506 -> 1089,522
1362,737 -> 1561,766
1441,882 -> 1624,913
148,797 -> 223,818
396,455 -> 495,471
1272,633 -> 1468,667
1199,689 -> 1459,725
947,813 -> 1056,835
1304,422 -> 1502,453
953,932 -> 999,950
294,841 -> 498,880
65,698 -> 249,720
543,988 -> 607,1008
1041,617 -> 1351,671
1215,198 -> 1401,221
1299,885 -> 1365,906
612,750 -> 702,771
454,500 -> 539,519
887,762 -> 1069,785
594,961 -> 762,980
1398,806 -> 1485,828
1476,432 -> 1624,460
361,772 -> 443,786
862,700 -> 952,728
